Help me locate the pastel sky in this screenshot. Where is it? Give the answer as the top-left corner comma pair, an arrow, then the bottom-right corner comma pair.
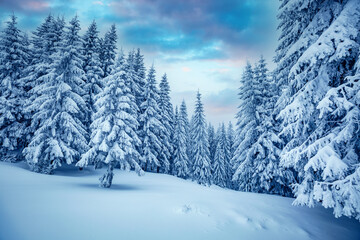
0,0 -> 279,126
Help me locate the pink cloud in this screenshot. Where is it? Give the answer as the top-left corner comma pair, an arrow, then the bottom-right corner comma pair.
182,66 -> 191,72
23,1 -> 49,11
93,1 -> 104,6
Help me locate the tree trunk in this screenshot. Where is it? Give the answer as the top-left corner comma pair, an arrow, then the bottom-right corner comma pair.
99,163 -> 114,188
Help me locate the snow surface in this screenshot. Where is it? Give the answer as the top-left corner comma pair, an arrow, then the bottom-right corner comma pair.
0,161 -> 359,240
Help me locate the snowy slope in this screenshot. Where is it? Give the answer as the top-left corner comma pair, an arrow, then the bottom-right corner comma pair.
0,162 -> 359,240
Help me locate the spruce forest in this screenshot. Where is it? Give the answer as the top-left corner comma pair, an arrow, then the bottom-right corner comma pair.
0,0 -> 359,239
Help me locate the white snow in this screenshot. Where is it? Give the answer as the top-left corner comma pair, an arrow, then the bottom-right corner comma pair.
0,161 -> 359,240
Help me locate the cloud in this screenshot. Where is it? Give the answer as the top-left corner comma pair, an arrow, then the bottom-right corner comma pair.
92,1 -> 104,6
106,0 -> 278,61
182,67 -> 191,72
204,88 -> 238,110
203,88 -> 238,125
0,0 -> 50,13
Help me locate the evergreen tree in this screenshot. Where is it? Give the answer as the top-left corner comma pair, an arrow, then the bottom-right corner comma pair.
100,24 -> 117,78
82,20 -> 103,127
158,73 -> 174,173
232,63 -> 258,191
0,14 -> 30,161
180,100 -> 192,170
139,65 -> 165,172
227,122 -> 235,164
22,15 -> 65,148
227,121 -> 235,189
23,16 -> 88,173
311,58 -> 360,220
275,0 -> 360,216
172,106 -> 189,178
207,123 -> 216,167
212,123 -> 230,188
77,52 -> 143,188
191,91 -> 211,185
133,48 -> 147,110
125,50 -> 138,98
132,49 -> 147,166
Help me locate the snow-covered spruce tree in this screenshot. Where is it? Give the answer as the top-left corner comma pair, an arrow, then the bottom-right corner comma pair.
77,52 -> 143,188
172,106 -> 189,178
248,57 -> 295,195
232,62 -> 258,191
99,24 -> 117,78
275,0 -> 360,215
226,121 -> 236,189
180,100 -> 192,170
125,51 -> 138,98
227,122 -> 235,165
191,91 -> 211,186
22,15 -> 65,147
139,65 -> 165,172
82,20 -> 104,127
23,16 -> 88,173
158,73 -> 174,173
132,49 -> 147,166
212,123 -> 230,188
133,48 -> 147,110
308,58 -> 360,220
0,14 -> 30,162
207,123 -> 216,167
274,0 -> 324,112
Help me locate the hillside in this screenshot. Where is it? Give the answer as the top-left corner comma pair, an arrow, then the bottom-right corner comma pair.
0,162 -> 359,240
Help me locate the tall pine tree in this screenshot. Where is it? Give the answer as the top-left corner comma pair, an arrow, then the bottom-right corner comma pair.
180,100 -> 192,170
191,91 -> 211,185
158,73 -> 174,173
82,20 -> 103,128
0,14 -> 30,161
212,123 -> 230,188
100,24 -> 117,78
172,106 -> 189,178
275,0 -> 360,217
232,63 -> 258,191
139,65 -> 165,172
77,52 -> 143,188
24,16 -> 88,173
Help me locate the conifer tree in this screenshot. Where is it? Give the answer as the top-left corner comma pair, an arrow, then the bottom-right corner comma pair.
172,106 -> 189,178
312,59 -> 360,220
232,63 -> 258,191
22,15 -> 65,147
0,14 -> 30,161
139,66 -> 165,172
125,50 -> 138,97
180,100 -> 192,170
191,91 -> 211,185
275,0 -> 360,215
158,73 -> 174,173
227,121 -> 235,189
82,20 -> 103,126
212,123 -> 230,188
24,16 -> 88,173
100,24 -> 117,78
227,122 -> 235,163
207,123 -> 216,167
77,52 -> 143,188
133,48 -> 147,109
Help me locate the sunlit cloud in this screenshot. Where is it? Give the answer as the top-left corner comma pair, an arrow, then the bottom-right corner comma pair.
92,1 -> 104,6
182,67 -> 191,72
24,1 -> 49,11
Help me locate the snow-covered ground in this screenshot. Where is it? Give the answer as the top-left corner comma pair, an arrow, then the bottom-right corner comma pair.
0,161 -> 359,240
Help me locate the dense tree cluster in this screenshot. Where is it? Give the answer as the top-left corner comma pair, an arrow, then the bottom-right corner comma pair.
1,0 -> 360,221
